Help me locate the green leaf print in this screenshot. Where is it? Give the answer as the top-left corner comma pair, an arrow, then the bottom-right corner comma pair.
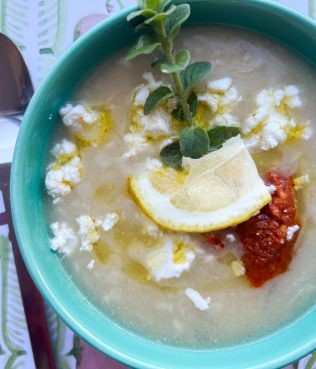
0,237 -> 27,368
0,0 -> 29,50
38,0 -> 67,82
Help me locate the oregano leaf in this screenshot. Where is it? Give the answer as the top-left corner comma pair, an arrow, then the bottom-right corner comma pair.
180,127 -> 209,159
145,5 -> 176,25
144,0 -> 161,11
165,4 -> 190,39
181,61 -> 212,89
172,105 -> 186,121
187,92 -> 198,117
169,26 -> 180,40
158,0 -> 172,12
134,23 -> 153,33
160,49 -> 190,73
144,86 -> 174,115
151,57 -> 167,67
160,141 -> 183,169
127,9 -> 156,22
127,34 -> 160,60
207,126 -> 240,151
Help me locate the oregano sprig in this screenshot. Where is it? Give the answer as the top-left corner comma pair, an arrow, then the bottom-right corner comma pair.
126,0 -> 212,125
126,0 -> 238,167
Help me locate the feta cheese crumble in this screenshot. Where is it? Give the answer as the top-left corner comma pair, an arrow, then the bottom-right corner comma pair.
133,73 -> 163,106
87,259 -> 95,271
197,77 -> 241,129
145,238 -> 195,281
76,212 -> 120,251
286,225 -> 300,241
49,222 -> 78,256
101,213 -> 120,231
212,113 -> 240,128
123,73 -> 172,159
60,103 -> 100,130
76,215 -> 102,252
293,174 -> 310,191
143,72 -> 163,90
122,132 -> 150,159
45,139 -> 82,202
145,158 -> 163,171
60,103 -> 111,146
230,260 -> 246,277
208,77 -> 233,92
51,139 -> 78,158
242,86 -> 312,152
185,288 -> 211,311
141,108 -> 171,138
134,85 -> 150,106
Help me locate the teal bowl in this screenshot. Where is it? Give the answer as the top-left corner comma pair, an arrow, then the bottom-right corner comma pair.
11,0 -> 316,368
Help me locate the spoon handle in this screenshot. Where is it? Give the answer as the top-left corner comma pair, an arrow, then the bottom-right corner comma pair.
0,163 -> 57,369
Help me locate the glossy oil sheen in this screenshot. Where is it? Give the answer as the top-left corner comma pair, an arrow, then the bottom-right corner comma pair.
10,1 -> 316,368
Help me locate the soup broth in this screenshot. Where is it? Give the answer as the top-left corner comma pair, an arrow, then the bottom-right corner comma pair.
46,27 -> 316,348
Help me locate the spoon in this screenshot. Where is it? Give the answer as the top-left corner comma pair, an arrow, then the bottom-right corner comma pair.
0,33 -> 57,369
0,33 -> 33,164
0,33 -> 33,116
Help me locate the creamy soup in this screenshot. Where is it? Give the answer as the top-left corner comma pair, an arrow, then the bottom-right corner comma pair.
45,27 -> 316,348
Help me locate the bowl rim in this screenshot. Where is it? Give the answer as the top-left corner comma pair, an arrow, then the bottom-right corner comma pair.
11,0 -> 316,368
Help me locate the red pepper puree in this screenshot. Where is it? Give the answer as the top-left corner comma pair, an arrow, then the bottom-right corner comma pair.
205,234 -> 225,249
236,171 -> 300,287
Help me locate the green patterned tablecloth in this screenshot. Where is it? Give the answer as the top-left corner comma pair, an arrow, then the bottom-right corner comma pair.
0,1 -> 316,368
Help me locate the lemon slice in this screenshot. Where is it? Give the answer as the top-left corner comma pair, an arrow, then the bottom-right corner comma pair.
129,136 -> 271,232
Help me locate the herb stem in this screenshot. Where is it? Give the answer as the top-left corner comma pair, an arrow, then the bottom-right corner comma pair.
157,26 -> 192,124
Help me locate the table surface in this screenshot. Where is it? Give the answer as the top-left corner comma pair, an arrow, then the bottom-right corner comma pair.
0,0 -> 316,368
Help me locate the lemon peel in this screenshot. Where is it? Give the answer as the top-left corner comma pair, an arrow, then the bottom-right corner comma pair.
129,136 -> 271,232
